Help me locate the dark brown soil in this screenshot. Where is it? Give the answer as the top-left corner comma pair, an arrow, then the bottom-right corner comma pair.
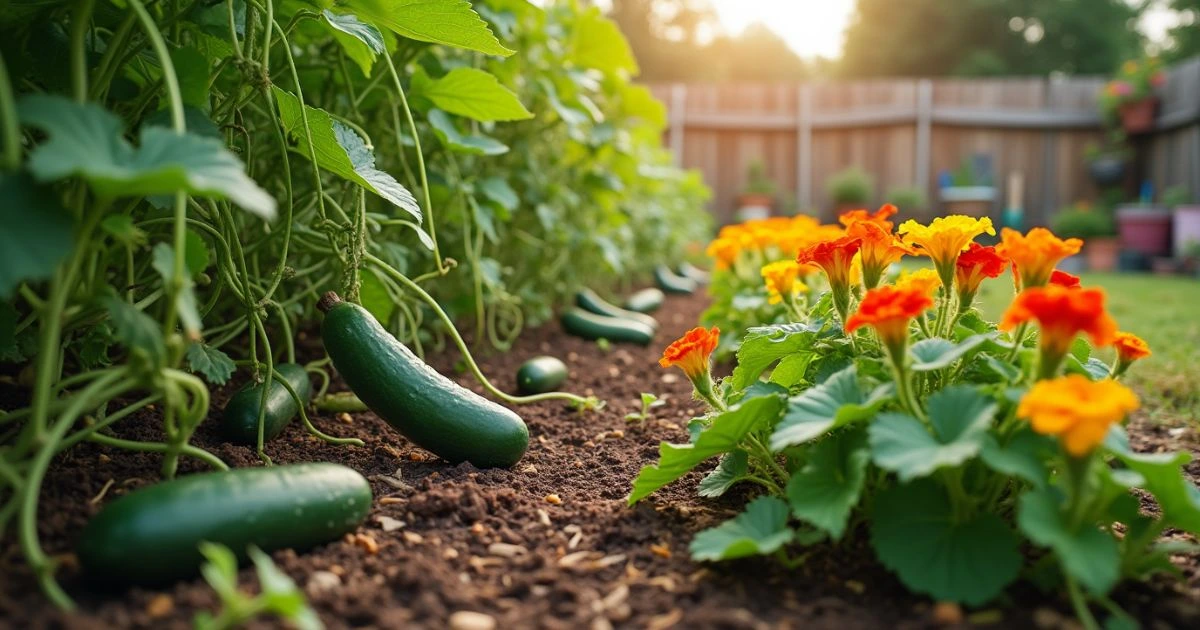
1,291 -> 1198,629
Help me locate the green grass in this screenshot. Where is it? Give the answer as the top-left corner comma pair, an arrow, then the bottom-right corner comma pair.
972,272 -> 1200,424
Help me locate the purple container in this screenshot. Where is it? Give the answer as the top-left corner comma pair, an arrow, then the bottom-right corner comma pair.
1117,205 -> 1172,257
1174,205 -> 1200,257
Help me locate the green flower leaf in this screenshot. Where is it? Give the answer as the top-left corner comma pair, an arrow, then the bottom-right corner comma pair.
272,87 -> 420,221
1065,355 -> 1112,380
104,296 -> 165,364
341,0 -> 513,57
698,449 -> 749,498
770,365 -> 892,451
410,67 -> 532,122
1113,450 -> 1200,533
0,173 -> 74,299
426,108 -> 510,156
731,322 -> 823,391
979,429 -> 1054,489
323,10 -> 385,77
186,343 -> 236,385
569,8 -> 638,75
1017,487 -> 1121,595
872,480 -> 1022,605
151,243 -> 204,337
478,176 -> 519,212
869,386 -> 995,482
689,496 -> 794,562
768,353 -> 813,388
786,430 -> 870,539
18,95 -> 276,219
909,333 -> 996,372
628,395 -> 784,505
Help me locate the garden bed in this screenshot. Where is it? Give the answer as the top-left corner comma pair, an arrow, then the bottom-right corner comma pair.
2,291 -> 1198,629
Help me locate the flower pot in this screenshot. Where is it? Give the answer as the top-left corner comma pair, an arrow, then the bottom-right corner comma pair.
737,193 -> 775,211
1173,205 -> 1200,257
1116,205 -> 1172,257
1084,237 -> 1120,272
940,186 -> 996,218
1119,97 -> 1159,135
1087,155 -> 1126,188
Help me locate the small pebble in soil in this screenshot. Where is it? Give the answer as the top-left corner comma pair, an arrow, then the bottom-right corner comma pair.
488,542 -> 527,557
403,531 -> 424,545
145,594 -> 174,618
376,515 -> 405,532
449,610 -> 497,630
844,579 -> 865,594
650,544 -> 671,559
353,533 -> 379,554
305,571 -> 341,597
537,509 -> 552,526
544,493 -> 562,505
338,412 -> 353,424
931,601 -> 963,625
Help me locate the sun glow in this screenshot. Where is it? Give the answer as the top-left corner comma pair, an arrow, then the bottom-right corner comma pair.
706,0 -> 855,58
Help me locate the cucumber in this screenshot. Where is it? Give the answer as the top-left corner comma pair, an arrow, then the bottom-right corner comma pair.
560,307 -> 655,346
575,288 -> 659,330
623,288 -> 665,314
77,463 -> 371,585
654,264 -> 698,295
677,262 -> 711,285
516,356 -> 568,394
221,363 -> 311,445
318,292 -> 528,468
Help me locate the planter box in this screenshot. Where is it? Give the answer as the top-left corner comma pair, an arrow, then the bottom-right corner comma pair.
1174,205 -> 1200,257
1116,205 -> 1172,258
940,186 -> 996,218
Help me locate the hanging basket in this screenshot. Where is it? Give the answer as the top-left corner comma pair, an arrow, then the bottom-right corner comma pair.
1119,97 -> 1159,135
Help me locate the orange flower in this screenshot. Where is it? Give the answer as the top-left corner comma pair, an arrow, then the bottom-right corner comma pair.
1049,269 -> 1081,289
1000,285 -> 1118,377
954,243 -> 1008,311
1017,375 -> 1138,457
1113,331 -> 1151,363
840,204 -> 899,232
845,286 -> 934,354
847,220 -> 914,289
996,228 -> 1083,289
797,236 -> 862,290
659,326 -> 720,384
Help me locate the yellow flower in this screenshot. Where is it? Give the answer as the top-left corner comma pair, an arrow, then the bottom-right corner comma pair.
1122,60 -> 1138,75
897,216 -> 995,284
761,260 -> 809,304
1017,376 -> 1138,457
894,268 -> 941,295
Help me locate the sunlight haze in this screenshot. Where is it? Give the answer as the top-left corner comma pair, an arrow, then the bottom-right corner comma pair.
706,0 -> 855,58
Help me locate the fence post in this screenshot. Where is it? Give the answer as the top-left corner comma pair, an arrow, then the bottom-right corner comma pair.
1040,75 -> 1064,226
915,79 -> 933,206
797,84 -> 813,210
669,84 -> 686,167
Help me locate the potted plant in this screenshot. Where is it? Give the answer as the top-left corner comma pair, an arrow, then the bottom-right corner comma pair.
1050,203 -> 1119,272
1116,184 -> 1172,259
1099,57 -> 1167,135
939,155 -> 996,218
737,160 -> 777,219
885,185 -> 927,219
826,166 -> 874,215
1084,131 -> 1131,189
1165,185 -> 1200,257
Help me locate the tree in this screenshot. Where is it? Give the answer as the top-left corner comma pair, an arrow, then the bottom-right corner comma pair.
1164,0 -> 1200,61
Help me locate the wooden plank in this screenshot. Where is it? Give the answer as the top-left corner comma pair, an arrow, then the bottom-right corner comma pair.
915,80 -> 932,199
669,84 -> 686,165
797,85 -> 813,209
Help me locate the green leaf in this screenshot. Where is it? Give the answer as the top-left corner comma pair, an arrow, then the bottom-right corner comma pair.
185,229 -> 211,275
770,365 -> 893,451
272,87 -> 420,221
18,95 -> 276,219
787,430 -> 870,539
628,395 -> 784,504
979,429 -> 1054,489
909,333 -> 996,372
1065,355 -> 1112,380
1113,450 -> 1200,533
768,353 -> 813,388
569,8 -> 638,75
100,215 -> 147,247
104,296 -> 165,363
731,322 -> 822,391
478,176 -> 519,211
0,302 -> 19,362
186,343 -> 235,385
872,481 -> 1022,605
342,0 -> 513,56
689,496 -> 794,562
698,450 -> 749,498
410,67 -> 532,122
169,46 -> 211,112
359,268 -> 396,326
1017,487 -> 1121,594
323,10 -> 384,76
151,243 -> 203,337
868,386 -> 996,482
0,173 -> 74,299
198,542 -> 240,601
618,83 -> 667,130
426,108 -> 509,155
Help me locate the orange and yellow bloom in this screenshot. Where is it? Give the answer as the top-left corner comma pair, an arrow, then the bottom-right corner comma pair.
761,260 -> 810,305
847,220 -> 913,289
660,327 -> 722,407
894,268 -> 942,296
840,204 -> 899,232
954,243 -> 1008,312
1017,375 -> 1139,457
996,228 -> 1083,290
798,235 -> 862,322
846,286 -> 934,357
1049,269 -> 1082,289
1000,285 -> 1119,377
898,215 -> 995,281
1112,331 -> 1151,377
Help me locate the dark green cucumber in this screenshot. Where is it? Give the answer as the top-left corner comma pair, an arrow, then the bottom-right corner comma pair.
654,264 -> 698,295
623,287 -> 665,314
560,307 -> 655,345
318,292 -> 528,468
77,463 -> 370,585
516,356 -> 568,394
677,262 -> 711,285
221,363 -> 312,445
575,288 -> 659,330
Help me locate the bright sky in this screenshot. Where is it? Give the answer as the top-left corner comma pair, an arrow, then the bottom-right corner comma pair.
707,0 -> 854,59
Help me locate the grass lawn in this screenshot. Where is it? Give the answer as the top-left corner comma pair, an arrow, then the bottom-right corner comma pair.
972,272 -> 1200,424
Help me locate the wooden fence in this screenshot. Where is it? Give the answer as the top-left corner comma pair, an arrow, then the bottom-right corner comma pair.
647,57 -> 1200,226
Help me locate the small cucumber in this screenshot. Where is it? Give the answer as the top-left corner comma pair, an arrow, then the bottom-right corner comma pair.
623,288 -> 665,314
516,356 -> 569,394
677,262 -> 711,285
575,288 -> 659,330
319,292 -> 528,468
654,264 -> 698,295
77,463 -> 371,585
560,307 -> 655,345
221,363 -> 312,445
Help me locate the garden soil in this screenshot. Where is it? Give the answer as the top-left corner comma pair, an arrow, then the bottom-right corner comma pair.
1,291 -> 1198,629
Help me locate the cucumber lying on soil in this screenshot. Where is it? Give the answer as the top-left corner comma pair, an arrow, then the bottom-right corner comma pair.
516,356 -> 569,394
623,288 -> 665,314
318,292 -> 528,468
654,264 -> 698,295
677,262 -> 711,285
77,463 -> 371,585
560,307 -> 655,346
575,288 -> 659,330
220,363 -> 311,445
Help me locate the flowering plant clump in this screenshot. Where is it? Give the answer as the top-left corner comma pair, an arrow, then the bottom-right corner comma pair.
634,209 -> 1198,628
1099,56 -> 1167,122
